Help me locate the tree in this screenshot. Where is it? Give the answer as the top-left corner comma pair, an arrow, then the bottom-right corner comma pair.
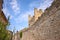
0,16 -> 11,40
0,22 -> 7,40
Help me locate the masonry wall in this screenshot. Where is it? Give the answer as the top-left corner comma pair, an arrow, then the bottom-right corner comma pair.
21,0 -> 60,40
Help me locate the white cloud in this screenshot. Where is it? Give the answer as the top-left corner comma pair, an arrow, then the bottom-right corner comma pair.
2,8 -> 13,19
13,9 -> 35,30
10,0 -> 20,15
14,14 -> 28,24
14,9 -> 34,24
29,0 -> 53,11
38,0 -> 53,11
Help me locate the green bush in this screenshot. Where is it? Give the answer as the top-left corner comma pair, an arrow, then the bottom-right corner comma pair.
20,31 -> 23,38
0,22 -> 10,40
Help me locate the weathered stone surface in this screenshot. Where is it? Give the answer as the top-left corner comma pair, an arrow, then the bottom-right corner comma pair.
13,0 -> 60,40
21,0 -> 60,40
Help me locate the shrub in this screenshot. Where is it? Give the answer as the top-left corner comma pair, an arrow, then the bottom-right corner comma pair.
20,31 -> 22,38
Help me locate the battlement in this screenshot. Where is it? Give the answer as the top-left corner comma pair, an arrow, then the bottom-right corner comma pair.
28,8 -> 43,26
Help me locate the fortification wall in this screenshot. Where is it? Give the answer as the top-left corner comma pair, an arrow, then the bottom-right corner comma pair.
21,0 -> 60,40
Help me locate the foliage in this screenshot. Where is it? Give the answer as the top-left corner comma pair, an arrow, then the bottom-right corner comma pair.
0,22 -> 8,40
0,22 -> 6,40
0,21 -> 10,40
20,31 -> 23,38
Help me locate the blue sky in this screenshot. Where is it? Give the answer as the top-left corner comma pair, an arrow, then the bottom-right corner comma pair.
3,0 -> 53,32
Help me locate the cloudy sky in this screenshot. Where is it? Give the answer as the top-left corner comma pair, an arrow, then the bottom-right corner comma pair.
3,0 -> 53,32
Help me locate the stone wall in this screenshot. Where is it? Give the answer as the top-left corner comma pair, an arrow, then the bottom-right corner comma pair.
21,0 -> 60,40
0,0 -> 8,25
12,31 -> 20,40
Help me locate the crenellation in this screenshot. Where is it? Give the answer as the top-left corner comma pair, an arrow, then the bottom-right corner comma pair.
28,8 -> 43,26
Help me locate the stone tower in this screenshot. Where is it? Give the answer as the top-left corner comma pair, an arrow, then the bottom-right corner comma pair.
28,8 -> 43,26
34,8 -> 43,21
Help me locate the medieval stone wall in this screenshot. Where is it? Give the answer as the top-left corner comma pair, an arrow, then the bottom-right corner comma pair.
21,0 -> 60,40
